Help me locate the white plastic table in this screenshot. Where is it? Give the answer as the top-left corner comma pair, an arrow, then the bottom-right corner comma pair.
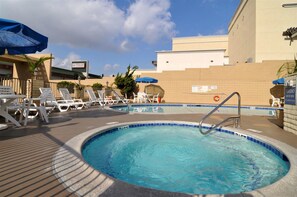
0,94 -> 25,127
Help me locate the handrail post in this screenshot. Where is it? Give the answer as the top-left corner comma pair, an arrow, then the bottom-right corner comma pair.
199,92 -> 241,135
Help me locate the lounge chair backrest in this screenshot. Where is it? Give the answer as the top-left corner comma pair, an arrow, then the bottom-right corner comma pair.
38,89 -> 51,104
39,88 -> 57,102
113,90 -> 121,99
97,90 -> 105,100
0,86 -> 14,95
0,85 -> 19,106
112,90 -> 129,104
0,86 -> 21,106
59,88 -> 73,100
86,89 -> 97,101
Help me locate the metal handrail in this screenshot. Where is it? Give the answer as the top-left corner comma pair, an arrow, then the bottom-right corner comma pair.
199,92 -> 241,135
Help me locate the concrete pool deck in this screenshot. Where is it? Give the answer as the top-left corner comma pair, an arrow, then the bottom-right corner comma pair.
0,106 -> 297,196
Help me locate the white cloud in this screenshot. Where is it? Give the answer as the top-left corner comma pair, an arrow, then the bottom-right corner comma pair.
124,0 -> 176,43
0,0 -> 175,52
214,28 -> 227,35
120,39 -> 134,52
53,52 -> 81,70
104,63 -> 120,72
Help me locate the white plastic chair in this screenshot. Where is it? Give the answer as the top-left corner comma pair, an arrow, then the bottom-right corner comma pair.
23,90 -> 51,126
137,92 -> 151,103
59,88 -> 87,110
85,89 -> 103,106
0,86 -> 24,118
271,95 -> 281,107
133,92 -> 138,103
97,90 -> 112,105
39,88 -> 71,112
112,90 -> 130,104
0,86 -> 25,124
152,93 -> 160,103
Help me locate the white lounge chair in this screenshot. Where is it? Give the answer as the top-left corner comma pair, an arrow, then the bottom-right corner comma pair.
39,88 -> 71,112
0,86 -> 50,126
23,90 -> 51,126
137,92 -> 151,103
0,86 -> 24,118
112,90 -> 130,104
151,93 -> 160,103
86,89 -> 104,106
0,86 -> 26,125
271,95 -> 281,107
133,92 -> 138,103
98,90 -> 116,105
58,88 -> 87,110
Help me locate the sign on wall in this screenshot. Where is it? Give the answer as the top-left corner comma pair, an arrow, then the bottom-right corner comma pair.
285,76 -> 297,105
72,60 -> 88,72
192,85 -> 217,93
285,86 -> 296,105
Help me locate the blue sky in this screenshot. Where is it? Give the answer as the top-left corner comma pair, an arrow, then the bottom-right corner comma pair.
0,0 -> 240,76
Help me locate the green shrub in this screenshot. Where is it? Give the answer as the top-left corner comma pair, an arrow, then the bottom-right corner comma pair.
57,81 -> 75,93
114,65 -> 138,98
92,83 -> 103,91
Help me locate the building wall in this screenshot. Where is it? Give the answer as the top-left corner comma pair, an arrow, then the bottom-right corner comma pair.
255,0 -> 297,62
137,61 -> 285,106
156,50 -> 226,72
172,35 -> 229,56
228,0 -> 256,64
28,53 -> 53,81
229,0 -> 297,64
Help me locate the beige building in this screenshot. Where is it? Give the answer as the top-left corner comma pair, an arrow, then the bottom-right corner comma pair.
154,35 -> 228,72
136,0 -> 297,74
228,0 -> 297,64
1,0 -> 296,106
134,0 -> 297,106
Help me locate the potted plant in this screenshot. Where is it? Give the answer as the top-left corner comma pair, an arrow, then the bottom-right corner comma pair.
74,83 -> 85,99
277,54 -> 297,78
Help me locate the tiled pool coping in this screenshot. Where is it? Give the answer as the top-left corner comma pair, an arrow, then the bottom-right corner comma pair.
109,103 -> 281,116
52,121 -> 297,197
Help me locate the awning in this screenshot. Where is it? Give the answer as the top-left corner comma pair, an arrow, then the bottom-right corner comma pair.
135,77 -> 158,83
272,78 -> 284,85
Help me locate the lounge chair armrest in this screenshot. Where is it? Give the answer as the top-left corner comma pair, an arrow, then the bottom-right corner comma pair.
56,99 -> 68,103
73,99 -> 83,102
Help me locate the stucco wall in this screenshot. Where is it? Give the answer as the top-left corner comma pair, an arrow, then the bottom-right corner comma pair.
172,35 -> 229,56
255,0 -> 297,62
156,50 -> 225,72
137,61 -> 285,106
229,0 -> 297,64
229,0 -> 256,64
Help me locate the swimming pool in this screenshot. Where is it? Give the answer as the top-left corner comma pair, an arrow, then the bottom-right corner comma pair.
82,122 -> 289,194
110,104 -> 279,116
52,121 -> 297,196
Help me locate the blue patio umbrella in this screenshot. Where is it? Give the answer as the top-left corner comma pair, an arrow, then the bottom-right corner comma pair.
135,77 -> 158,83
0,18 -> 48,55
272,78 -> 285,85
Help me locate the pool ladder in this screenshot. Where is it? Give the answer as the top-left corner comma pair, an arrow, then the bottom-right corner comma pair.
199,92 -> 241,135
